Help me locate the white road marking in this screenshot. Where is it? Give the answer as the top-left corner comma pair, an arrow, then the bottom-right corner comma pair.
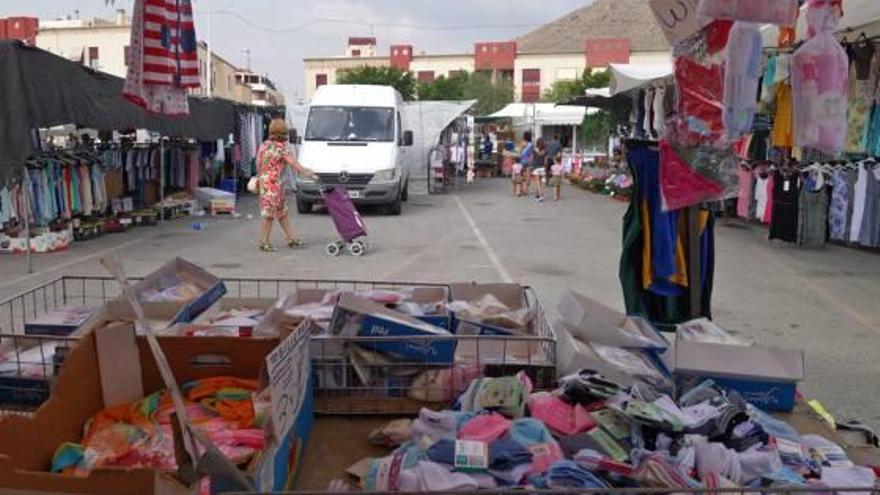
453,195 -> 513,283
0,238 -> 142,292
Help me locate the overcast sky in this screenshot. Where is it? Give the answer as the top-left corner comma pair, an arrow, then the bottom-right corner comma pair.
1,0 -> 591,102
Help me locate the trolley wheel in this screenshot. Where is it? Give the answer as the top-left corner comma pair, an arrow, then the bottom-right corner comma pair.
348,240 -> 366,257
325,242 -> 342,257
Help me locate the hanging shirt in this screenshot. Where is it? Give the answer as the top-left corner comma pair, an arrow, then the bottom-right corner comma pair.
829,169 -> 853,241
850,164 -> 869,243
770,83 -> 794,148
654,87 -> 666,137
798,181 -> 829,246
754,175 -> 771,223
857,166 -> 880,247
769,172 -> 801,243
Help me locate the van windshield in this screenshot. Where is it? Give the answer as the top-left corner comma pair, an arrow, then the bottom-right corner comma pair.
305,106 -> 395,142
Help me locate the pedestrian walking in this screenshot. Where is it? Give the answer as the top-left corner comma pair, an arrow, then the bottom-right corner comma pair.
549,154 -> 564,201
256,119 -> 317,252
532,138 -> 547,202
519,131 -> 535,196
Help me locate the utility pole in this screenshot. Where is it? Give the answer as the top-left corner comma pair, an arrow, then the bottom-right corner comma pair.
205,0 -> 212,97
242,49 -> 251,71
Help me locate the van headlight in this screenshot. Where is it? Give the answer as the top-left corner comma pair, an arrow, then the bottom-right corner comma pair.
298,175 -> 316,184
372,169 -> 397,183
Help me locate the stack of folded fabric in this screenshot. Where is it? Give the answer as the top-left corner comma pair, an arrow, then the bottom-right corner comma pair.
351,369 -> 877,493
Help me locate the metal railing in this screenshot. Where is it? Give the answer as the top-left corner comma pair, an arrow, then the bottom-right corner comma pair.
0,277 -> 557,414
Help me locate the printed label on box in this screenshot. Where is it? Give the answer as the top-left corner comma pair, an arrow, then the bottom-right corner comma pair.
454,440 -> 489,472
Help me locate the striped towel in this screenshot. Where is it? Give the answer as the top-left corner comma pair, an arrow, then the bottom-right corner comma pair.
142,0 -> 199,88
123,0 -> 199,115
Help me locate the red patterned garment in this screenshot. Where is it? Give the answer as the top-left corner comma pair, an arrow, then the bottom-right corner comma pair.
257,141 -> 290,219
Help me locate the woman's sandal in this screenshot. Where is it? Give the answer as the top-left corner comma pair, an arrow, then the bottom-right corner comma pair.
287,237 -> 304,248
258,243 -> 277,252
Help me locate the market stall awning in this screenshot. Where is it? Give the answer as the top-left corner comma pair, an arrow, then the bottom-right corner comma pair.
609,62 -> 674,95
403,99 -> 478,170
0,41 -> 241,187
486,103 -> 591,126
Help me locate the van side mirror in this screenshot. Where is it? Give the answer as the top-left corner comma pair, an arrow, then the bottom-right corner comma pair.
402,130 -> 414,147
289,129 -> 301,145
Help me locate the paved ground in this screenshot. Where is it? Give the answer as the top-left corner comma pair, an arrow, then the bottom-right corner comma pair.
1,179 -> 878,428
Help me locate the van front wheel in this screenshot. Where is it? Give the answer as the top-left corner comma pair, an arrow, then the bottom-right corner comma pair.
296,198 -> 312,214
387,192 -> 402,216
401,180 -> 409,202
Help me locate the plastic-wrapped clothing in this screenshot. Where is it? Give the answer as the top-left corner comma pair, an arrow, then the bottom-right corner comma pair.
723,22 -> 763,140
675,57 -> 725,146
760,56 -> 777,104
792,0 -> 848,156
51,377 -> 266,477
698,0 -> 799,25
659,141 -> 727,212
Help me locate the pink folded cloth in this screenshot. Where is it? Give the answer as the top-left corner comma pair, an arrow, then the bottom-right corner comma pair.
528,392 -> 596,436
528,441 -> 566,475
458,413 -> 511,443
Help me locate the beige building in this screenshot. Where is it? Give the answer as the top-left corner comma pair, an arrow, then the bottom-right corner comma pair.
234,71 -> 286,108
303,0 -> 671,103
36,10 -> 131,77
35,9 -> 281,106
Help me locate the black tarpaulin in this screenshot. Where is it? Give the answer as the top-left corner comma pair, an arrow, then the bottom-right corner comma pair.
0,41 -> 237,186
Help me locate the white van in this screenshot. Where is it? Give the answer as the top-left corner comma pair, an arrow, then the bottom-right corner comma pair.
294,85 -> 414,215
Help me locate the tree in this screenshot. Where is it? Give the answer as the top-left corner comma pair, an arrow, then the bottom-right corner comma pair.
461,72 -> 514,115
336,66 -> 417,100
541,69 -> 611,104
415,71 -> 514,115
416,72 -> 468,101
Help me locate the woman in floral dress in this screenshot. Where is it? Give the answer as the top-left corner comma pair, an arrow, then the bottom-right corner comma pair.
257,119 -> 316,252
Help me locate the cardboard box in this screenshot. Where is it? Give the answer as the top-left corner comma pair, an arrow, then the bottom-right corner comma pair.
649,0 -> 704,46
557,289 -> 668,354
673,340 -> 805,412
331,293 -> 455,364
403,287 -> 450,330
556,322 -> 672,392
24,306 -> 97,337
130,258 -> 227,324
80,299 -> 212,336
192,297 -> 278,337
0,323 -> 314,494
448,283 -> 530,336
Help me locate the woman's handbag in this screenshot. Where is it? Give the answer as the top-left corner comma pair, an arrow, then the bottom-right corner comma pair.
247,176 -> 259,194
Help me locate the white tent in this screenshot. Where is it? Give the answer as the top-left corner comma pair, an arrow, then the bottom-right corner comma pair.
487,103 -> 591,126
609,63 -> 674,95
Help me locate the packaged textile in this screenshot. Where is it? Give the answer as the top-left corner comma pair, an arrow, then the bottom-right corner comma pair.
792,0 -> 849,156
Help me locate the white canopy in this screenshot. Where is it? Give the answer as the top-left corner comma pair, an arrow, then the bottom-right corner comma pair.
609,63 -> 674,95
402,99 -> 478,163
487,103 -> 592,126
